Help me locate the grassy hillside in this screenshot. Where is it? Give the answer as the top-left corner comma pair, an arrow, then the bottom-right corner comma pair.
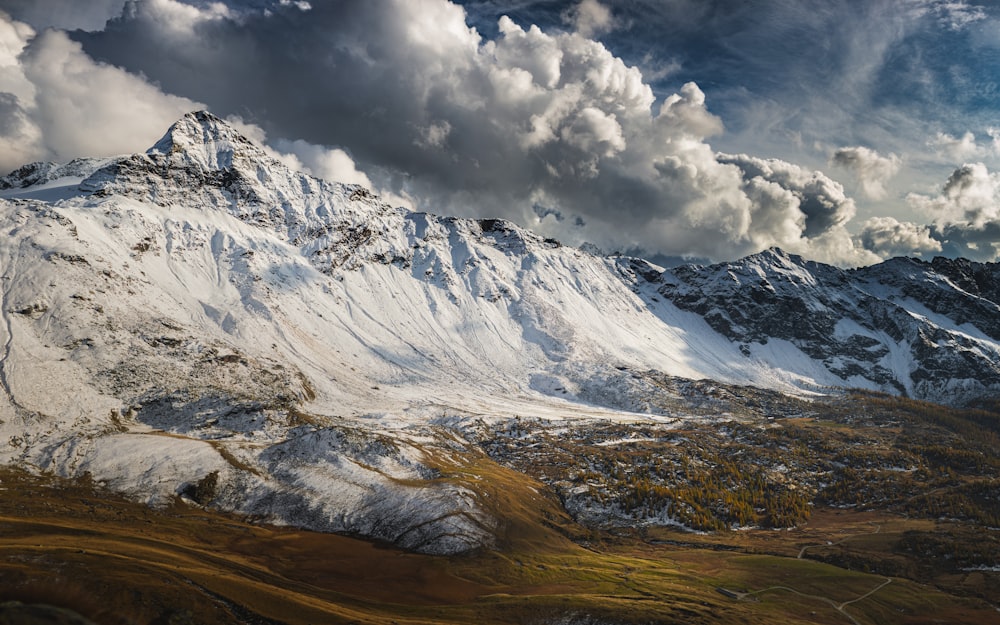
1,454 -> 998,625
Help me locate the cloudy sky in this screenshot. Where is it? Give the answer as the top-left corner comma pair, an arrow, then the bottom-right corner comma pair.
1,0 -> 999,266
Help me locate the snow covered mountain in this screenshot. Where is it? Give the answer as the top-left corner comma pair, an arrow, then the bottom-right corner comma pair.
1,111 -> 998,552
659,249 -> 1000,403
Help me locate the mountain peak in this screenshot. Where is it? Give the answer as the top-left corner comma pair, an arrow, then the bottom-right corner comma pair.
77,111 -> 339,242
147,110 -> 265,172
744,247 -> 805,268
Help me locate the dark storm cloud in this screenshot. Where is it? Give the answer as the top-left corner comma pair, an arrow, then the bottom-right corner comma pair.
0,0 -> 126,31
717,153 -> 856,238
458,1 -> 915,147
458,0 -> 1000,191
57,0 -> 877,264
78,1 -> 511,195
934,221 -> 1000,261
0,92 -> 26,135
7,0 -> 999,264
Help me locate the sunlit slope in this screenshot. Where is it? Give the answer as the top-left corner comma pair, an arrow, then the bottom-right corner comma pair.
1,111 -> 999,553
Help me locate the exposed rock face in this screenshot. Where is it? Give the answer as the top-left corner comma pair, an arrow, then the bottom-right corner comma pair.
656,248 -> 1000,401
2,111 -> 1000,554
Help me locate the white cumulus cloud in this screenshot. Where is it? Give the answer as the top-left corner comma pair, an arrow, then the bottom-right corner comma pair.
830,146 -> 901,200
0,14 -> 200,173
909,162 -> 1000,228
562,0 -> 617,38
717,153 -> 878,266
907,162 -> 1000,260
856,216 -> 942,258
929,130 -> 1000,162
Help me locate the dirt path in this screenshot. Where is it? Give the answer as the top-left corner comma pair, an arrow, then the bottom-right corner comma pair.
839,577 -> 892,610
745,576 -> 893,625
798,521 -> 881,559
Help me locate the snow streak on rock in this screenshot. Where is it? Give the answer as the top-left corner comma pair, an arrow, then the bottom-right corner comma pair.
1,112 -> 998,552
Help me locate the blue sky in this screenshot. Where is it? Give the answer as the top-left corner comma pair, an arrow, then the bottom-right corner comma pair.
1,0 -> 999,265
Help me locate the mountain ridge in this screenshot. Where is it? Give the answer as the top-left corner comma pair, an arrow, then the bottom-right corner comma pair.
1,111 -> 999,552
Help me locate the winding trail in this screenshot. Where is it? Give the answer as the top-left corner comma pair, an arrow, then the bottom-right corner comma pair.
719,522 -> 895,624
839,577 -> 893,610
746,577 -> 893,625
747,585 -> 859,625
798,521 -> 881,559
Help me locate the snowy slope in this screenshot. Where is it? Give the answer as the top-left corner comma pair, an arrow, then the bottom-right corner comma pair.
658,248 -> 1000,403
1,111 -> 998,552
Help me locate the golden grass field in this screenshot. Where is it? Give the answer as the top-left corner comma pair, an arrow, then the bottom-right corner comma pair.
1,464 -> 999,625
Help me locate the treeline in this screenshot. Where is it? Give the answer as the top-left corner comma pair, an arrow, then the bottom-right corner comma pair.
574,446 -> 811,531
898,527 -> 1000,570
481,389 -> 1000,536
906,480 -> 1000,527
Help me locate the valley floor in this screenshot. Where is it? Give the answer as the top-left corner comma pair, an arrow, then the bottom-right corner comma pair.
1,469 -> 997,625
